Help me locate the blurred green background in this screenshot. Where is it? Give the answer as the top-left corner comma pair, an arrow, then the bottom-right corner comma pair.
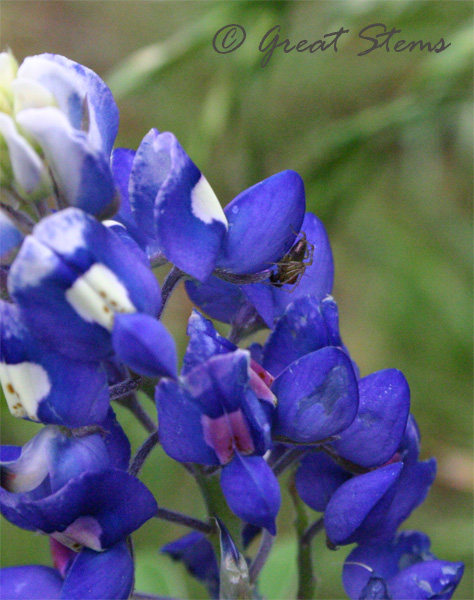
1,1 -> 472,598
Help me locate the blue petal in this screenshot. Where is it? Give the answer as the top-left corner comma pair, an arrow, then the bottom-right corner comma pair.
156,378 -> 220,465
295,452 -> 350,512
0,470 -> 157,550
182,309 -> 235,376
9,208 -> 161,361
128,128 -> 171,239
0,565 -> 62,599
331,369 -> 411,468
271,212 -> 334,315
185,275 -> 249,324
112,313 -> 177,378
262,296 -> 335,377
17,108 -> 117,217
111,148 -> 153,252
272,346 -> 359,443
184,352 -> 271,460
60,542 -> 133,600
0,300 -> 110,427
220,454 -> 280,534
183,350 -> 251,418
324,462 -> 403,546
343,532 -> 464,600
0,210 -> 23,259
375,457 -> 437,542
241,283 -> 275,329
388,559 -> 464,600
131,130 -> 228,281
20,54 -> 119,155
216,170 -> 305,274
161,532 -> 219,595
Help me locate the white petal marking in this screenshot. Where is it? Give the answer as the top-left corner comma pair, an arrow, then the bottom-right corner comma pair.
191,175 -> 228,227
65,263 -> 136,330
0,361 -> 50,421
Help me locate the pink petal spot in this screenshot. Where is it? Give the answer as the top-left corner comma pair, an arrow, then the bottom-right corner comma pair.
50,537 -> 75,578
250,359 -> 277,407
202,409 -> 255,465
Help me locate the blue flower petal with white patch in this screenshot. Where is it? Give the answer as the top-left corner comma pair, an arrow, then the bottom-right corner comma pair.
4,53 -> 119,216
128,129 -> 228,281
8,208 -> 161,361
0,300 -> 109,426
0,415 -> 157,551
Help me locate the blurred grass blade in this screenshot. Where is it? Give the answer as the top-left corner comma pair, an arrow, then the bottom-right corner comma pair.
106,5 -> 232,99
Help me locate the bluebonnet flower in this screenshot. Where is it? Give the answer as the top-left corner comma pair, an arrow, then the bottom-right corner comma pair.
0,410 -> 157,551
112,130 -> 306,284
7,207 -> 162,362
342,531 -> 464,599
186,211 -> 334,328
0,538 -> 134,600
296,415 -> 436,547
156,349 -> 280,534
0,51 -> 118,217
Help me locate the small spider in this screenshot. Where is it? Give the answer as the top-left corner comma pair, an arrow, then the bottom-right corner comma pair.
269,231 -> 314,290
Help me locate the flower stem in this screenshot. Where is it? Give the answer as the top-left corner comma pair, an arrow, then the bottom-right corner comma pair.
114,392 -> 156,434
288,472 -> 316,600
272,447 -> 308,477
249,529 -> 275,584
157,266 -> 185,319
192,464 -> 243,557
128,430 -> 159,477
109,376 -> 142,400
301,517 -> 324,547
155,506 -> 213,535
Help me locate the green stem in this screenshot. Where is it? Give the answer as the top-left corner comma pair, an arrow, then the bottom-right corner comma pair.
192,465 -> 243,558
288,473 -> 316,600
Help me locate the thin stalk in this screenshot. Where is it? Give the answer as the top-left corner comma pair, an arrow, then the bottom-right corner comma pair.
157,266 -> 185,319
115,393 -> 156,434
288,472 -> 316,600
214,268 -> 271,285
272,448 -> 308,477
131,593 -> 178,600
0,202 -> 35,233
155,506 -> 213,535
128,430 -> 159,477
192,464 -> 243,557
249,529 -> 275,584
301,517 -> 324,547
109,377 -> 142,400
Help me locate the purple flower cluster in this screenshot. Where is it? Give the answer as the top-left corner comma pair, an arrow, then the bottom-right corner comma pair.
0,53 -> 463,599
